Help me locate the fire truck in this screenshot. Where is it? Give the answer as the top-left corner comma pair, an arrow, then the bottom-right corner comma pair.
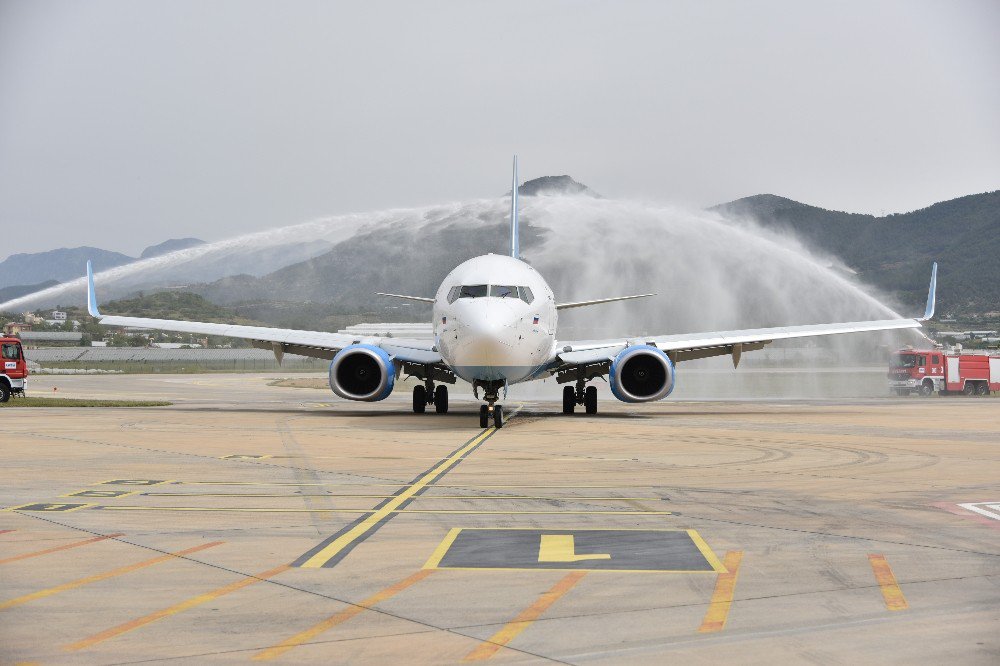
888,347 -> 1000,397
0,336 -> 28,402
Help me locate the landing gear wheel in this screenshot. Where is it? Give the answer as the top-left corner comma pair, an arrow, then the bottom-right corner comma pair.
0,384 -> 9,403
479,405 -> 489,428
562,386 -> 575,414
412,385 -> 426,413
919,382 -> 933,397
962,383 -> 975,396
585,385 -> 597,414
434,385 -> 449,413
493,405 -> 503,428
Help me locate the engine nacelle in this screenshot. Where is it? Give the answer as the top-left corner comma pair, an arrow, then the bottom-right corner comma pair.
609,345 -> 675,402
329,344 -> 396,401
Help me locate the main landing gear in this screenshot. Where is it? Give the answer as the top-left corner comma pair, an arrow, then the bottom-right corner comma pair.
412,379 -> 449,414
563,382 -> 597,415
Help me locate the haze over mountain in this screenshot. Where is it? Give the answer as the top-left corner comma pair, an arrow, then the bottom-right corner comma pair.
139,238 -> 206,260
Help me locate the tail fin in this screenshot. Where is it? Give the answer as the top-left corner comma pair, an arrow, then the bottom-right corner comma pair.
510,155 -> 519,259
920,262 -> 937,321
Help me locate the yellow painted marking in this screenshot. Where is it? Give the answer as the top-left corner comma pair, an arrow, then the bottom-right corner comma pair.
98,479 -> 172,486
868,554 -> 908,611
698,550 -> 743,632
5,502 -> 91,513
155,481 -> 666,489
63,489 -> 137,498
687,530 -> 728,573
423,528 -> 463,569
0,533 -> 125,565
252,569 -> 433,660
98,506 -> 670,515
141,492 -> 663,500
537,535 -> 610,563
66,563 -> 289,650
0,542 -> 222,610
463,572 -> 586,661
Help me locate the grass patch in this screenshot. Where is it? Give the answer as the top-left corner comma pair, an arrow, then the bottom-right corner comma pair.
2,398 -> 172,408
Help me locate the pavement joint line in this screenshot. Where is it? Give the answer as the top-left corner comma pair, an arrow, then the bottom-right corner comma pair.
0,532 -> 125,565
0,541 -> 223,611
295,407 -> 524,569
94,506 -> 672,515
463,571 -> 587,661
251,569 -> 434,660
13,512 -> 573,666
698,551 -> 743,632
65,564 -> 292,651
867,554 -> 909,611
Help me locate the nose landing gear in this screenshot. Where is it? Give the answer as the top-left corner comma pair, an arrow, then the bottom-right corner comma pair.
474,379 -> 505,428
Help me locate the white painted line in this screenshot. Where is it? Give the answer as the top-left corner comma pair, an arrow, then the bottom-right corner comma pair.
957,502 -> 1000,521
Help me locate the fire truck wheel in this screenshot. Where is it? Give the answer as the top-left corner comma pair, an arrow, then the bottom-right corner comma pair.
977,383 -> 990,396
962,383 -> 975,396
0,384 -> 10,403
919,381 -> 933,397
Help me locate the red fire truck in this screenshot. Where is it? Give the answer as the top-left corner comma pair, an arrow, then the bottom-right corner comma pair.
0,336 -> 28,402
888,348 -> 999,397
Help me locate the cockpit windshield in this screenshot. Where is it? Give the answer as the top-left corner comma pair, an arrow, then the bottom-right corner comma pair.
447,285 -> 536,304
890,354 -> 917,368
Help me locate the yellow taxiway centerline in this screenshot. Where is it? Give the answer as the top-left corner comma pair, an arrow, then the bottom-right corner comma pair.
96,506 -> 672,515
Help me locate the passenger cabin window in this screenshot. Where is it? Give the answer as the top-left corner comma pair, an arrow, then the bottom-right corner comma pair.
1,343 -> 20,360
490,285 -> 517,298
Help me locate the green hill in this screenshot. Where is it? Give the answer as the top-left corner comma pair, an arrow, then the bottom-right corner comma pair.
712,190 -> 1000,316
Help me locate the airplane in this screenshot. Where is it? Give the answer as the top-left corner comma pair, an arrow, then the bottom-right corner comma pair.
85,157 -> 937,428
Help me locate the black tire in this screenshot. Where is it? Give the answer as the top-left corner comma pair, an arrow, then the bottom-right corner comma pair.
976,383 -> 990,396
585,385 -> 597,414
479,405 -> 489,428
0,383 -> 10,404
962,383 -> 975,396
434,385 -> 449,413
563,386 -> 575,414
493,405 -> 503,428
919,381 -> 933,397
413,385 -> 426,413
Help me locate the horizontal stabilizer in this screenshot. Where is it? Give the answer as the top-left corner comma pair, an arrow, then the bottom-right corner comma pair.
556,293 -> 655,310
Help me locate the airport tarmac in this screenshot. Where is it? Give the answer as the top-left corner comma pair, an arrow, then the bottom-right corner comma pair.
2,373 -> 998,664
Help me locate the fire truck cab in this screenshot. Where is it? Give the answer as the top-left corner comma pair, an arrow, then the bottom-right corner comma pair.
888,348 -> 999,397
0,337 -> 28,402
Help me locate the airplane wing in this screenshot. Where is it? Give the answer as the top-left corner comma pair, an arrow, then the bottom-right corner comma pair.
85,262 -> 441,365
555,263 -> 937,368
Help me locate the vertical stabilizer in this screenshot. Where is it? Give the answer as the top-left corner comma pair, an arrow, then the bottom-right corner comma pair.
510,155 -> 519,259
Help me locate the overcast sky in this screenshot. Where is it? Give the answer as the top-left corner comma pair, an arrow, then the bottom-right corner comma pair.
1,0 -> 998,257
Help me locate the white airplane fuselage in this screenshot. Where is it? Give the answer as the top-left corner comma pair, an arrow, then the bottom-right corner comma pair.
433,254 -> 557,384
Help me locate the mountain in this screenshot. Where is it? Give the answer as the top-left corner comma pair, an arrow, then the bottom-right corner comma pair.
140,238 -> 206,259
0,280 -> 60,304
515,175 -> 600,198
0,247 -> 135,289
712,190 -> 1000,315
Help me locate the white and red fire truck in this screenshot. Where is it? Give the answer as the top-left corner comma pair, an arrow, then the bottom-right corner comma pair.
888,347 -> 999,397
0,336 -> 28,402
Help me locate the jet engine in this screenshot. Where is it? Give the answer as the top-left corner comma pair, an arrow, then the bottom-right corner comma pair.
329,344 -> 396,401
609,345 -> 675,402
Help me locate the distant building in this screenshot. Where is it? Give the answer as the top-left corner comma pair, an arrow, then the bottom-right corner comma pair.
51,310 -> 67,321
2,322 -> 32,336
